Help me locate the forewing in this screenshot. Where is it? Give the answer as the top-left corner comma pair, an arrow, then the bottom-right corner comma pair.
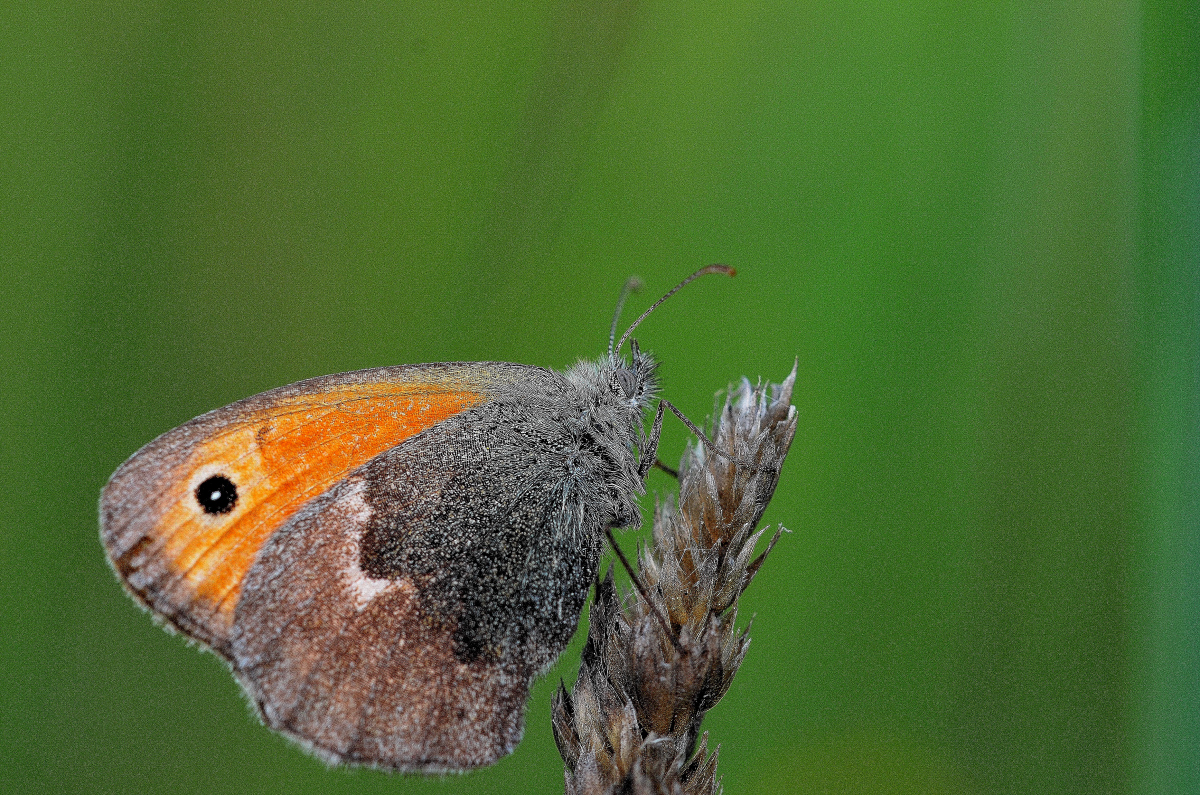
99,363 -> 535,654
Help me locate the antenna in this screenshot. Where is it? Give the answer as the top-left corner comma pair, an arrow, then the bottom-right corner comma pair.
607,277 -> 643,361
613,264 -> 735,357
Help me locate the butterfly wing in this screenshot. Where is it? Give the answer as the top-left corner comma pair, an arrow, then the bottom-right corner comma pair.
99,362 -> 537,655
229,393 -> 605,770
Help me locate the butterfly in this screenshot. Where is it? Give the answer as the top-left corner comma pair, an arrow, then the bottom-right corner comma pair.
99,266 -> 734,772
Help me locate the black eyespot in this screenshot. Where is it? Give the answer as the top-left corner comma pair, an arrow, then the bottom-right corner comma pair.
195,475 -> 238,515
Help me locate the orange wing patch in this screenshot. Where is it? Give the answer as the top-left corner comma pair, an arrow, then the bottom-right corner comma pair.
102,379 -> 484,652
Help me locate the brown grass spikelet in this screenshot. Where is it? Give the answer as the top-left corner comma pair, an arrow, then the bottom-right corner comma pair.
553,364 -> 797,794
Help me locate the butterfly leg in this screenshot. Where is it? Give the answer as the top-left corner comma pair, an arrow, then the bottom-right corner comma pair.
652,459 -> 679,479
603,525 -> 684,655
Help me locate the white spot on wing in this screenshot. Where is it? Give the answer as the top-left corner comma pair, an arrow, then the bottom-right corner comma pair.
347,574 -> 395,610
337,483 -> 413,611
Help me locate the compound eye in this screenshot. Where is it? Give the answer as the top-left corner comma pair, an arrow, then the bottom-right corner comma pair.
615,369 -> 637,399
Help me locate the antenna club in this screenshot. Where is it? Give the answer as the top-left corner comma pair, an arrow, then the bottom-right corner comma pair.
698,264 -> 736,279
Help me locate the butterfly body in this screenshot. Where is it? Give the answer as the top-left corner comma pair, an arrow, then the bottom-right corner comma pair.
101,352 -> 659,771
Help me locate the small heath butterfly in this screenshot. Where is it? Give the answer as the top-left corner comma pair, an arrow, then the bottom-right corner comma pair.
100,266 -> 734,772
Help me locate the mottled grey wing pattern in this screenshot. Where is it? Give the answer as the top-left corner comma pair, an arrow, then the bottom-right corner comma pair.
229,394 -> 608,771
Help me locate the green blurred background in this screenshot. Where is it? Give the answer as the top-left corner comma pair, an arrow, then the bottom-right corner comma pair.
2,1 -> 1196,793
